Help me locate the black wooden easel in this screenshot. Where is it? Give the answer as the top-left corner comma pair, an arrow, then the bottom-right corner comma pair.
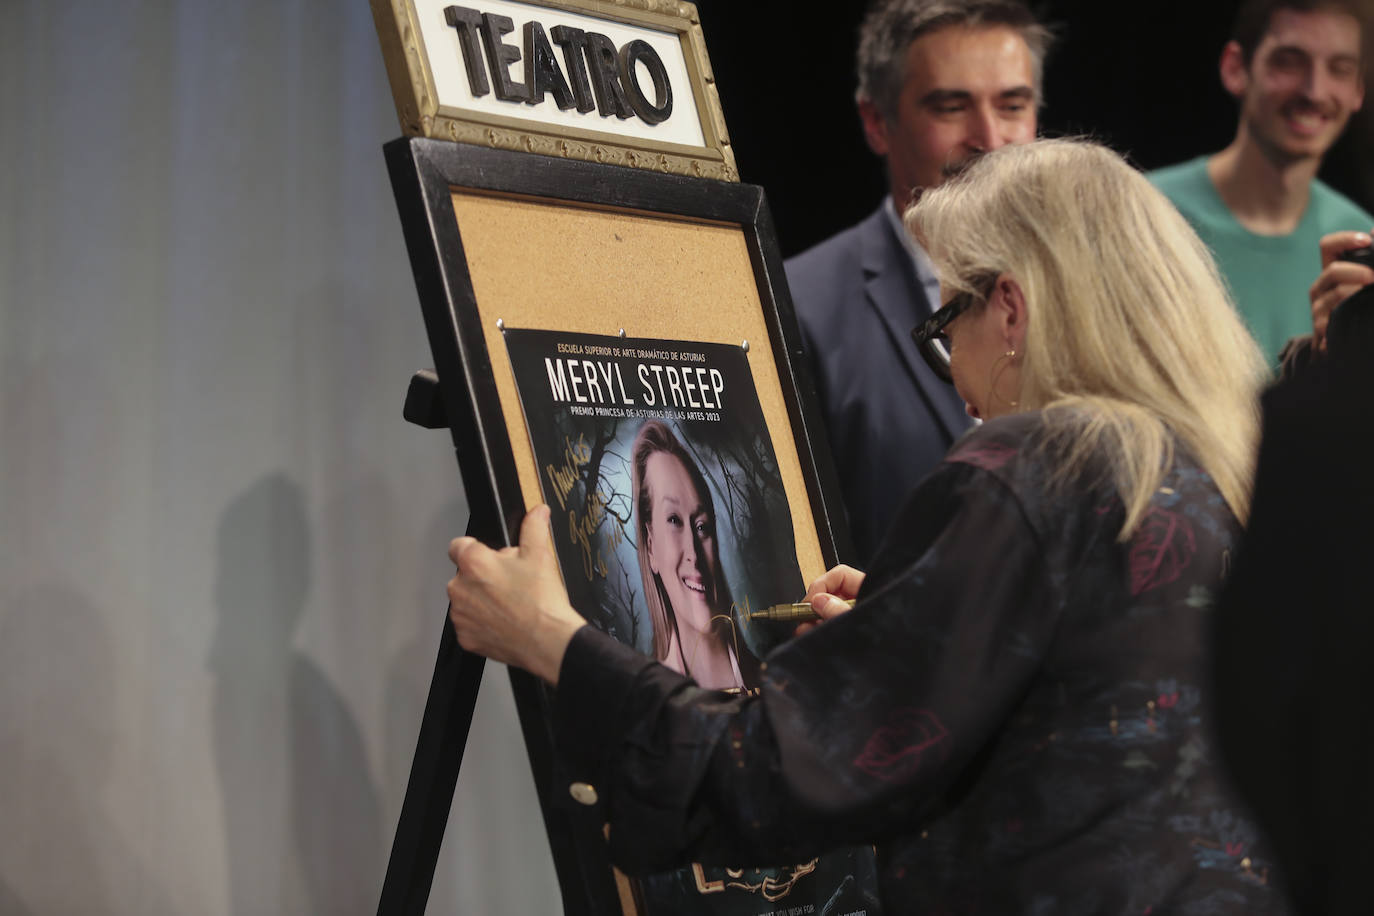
376,370 -> 620,915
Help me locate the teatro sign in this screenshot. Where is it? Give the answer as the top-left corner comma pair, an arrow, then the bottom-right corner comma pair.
371,0 -> 736,179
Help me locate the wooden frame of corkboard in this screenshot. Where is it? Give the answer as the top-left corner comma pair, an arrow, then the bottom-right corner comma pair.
379,135 -> 850,915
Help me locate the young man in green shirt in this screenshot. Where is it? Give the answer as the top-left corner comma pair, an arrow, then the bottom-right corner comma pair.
1151,0 -> 1372,364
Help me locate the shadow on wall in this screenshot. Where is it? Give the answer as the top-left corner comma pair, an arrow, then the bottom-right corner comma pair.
209,473 -> 382,915
0,583 -> 172,912
0,879 -> 27,915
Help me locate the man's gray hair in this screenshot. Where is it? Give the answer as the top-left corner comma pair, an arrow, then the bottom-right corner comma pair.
856,0 -> 1053,119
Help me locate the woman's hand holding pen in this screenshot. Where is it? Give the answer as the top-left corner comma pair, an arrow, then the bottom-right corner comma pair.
793,564 -> 866,637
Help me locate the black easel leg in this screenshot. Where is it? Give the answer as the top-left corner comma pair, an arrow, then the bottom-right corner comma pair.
377,561 -> 487,914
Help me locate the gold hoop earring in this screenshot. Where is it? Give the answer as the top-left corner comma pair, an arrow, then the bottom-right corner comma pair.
988,348 -> 1020,409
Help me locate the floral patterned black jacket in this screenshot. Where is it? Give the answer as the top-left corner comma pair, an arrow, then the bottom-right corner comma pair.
554,411 -> 1289,914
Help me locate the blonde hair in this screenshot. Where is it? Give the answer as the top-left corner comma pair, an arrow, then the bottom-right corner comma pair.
907,138 -> 1268,536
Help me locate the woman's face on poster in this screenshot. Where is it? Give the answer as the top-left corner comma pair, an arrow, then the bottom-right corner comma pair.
644,451 -> 721,633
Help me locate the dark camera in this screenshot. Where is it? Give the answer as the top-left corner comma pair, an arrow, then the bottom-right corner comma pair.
1337,245 -> 1374,269
1326,246 -> 1374,363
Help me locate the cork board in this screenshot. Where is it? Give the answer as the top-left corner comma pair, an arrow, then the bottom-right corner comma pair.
450,189 -> 825,584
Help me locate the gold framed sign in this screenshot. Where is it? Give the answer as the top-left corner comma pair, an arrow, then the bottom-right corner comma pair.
369,0 -> 737,180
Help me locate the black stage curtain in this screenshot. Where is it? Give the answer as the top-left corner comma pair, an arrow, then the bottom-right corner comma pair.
694,1 -> 1373,258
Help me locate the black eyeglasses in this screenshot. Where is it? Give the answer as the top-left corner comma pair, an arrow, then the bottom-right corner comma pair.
911,278 -> 994,383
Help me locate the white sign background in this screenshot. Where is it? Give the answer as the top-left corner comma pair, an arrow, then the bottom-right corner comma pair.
415,0 -> 707,148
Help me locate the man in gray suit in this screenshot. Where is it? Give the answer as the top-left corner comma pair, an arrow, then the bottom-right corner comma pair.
786,0 -> 1049,564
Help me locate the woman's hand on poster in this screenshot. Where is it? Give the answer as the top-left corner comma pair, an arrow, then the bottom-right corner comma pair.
447,505 -> 586,685
1310,229 -> 1374,350
793,564 -> 866,637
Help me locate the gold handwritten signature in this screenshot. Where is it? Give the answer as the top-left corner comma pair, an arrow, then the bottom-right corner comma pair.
568,487 -> 624,580
544,434 -> 591,511
545,434 -> 625,581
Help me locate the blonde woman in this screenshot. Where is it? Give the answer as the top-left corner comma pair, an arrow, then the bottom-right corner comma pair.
444,140 -> 1287,913
630,419 -> 758,690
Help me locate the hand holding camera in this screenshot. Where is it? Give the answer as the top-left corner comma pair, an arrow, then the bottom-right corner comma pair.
1310,230 -> 1374,350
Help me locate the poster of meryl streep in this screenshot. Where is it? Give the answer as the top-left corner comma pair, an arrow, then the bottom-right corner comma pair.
503,327 -> 882,916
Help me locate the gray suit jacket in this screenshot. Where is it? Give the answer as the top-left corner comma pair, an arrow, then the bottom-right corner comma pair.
785,203 -> 973,565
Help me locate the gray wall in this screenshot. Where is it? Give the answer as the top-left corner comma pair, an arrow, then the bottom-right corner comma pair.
0,1 -> 560,912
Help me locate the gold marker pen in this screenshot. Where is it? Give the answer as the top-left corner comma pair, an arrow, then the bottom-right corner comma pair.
748,599 -> 856,622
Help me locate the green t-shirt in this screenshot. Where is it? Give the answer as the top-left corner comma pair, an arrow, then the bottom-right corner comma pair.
1150,156 -> 1374,365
